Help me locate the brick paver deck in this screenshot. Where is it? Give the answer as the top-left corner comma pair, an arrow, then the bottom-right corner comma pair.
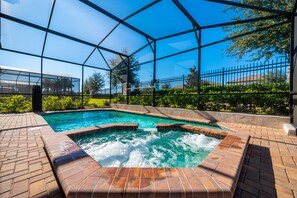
0,113 -> 63,198
0,112 -> 296,197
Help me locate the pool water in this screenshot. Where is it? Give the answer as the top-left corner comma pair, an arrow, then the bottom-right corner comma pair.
43,110 -> 224,132
73,129 -> 221,168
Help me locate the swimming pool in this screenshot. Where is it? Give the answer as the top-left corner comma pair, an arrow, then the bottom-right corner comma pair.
73,128 -> 221,168
43,110 -> 225,132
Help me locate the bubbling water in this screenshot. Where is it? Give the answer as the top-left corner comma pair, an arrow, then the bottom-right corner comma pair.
75,130 -> 221,168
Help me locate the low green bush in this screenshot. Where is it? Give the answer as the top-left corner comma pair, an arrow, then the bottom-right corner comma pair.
0,95 -> 92,112
43,96 -> 63,110
0,95 -> 32,113
83,95 -> 90,107
103,100 -> 110,106
43,96 -> 88,111
60,96 -> 82,109
123,83 -> 289,115
114,95 -> 126,104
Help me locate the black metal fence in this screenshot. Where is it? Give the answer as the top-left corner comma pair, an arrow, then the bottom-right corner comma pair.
99,57 -> 289,95
154,58 -> 289,90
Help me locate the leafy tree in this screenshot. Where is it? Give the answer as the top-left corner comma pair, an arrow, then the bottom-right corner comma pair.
224,0 -> 293,61
264,69 -> 287,83
186,65 -> 198,88
43,78 -> 74,94
84,72 -> 105,94
42,78 -> 55,94
150,79 -> 159,87
61,78 -> 74,93
109,49 -> 140,87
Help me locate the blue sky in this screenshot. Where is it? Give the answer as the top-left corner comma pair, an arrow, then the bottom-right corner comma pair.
0,0 -> 278,89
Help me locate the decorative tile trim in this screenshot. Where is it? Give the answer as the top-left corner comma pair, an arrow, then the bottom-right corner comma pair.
42,123 -> 249,198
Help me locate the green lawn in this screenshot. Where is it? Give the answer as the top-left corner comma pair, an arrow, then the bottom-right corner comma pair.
88,98 -> 116,107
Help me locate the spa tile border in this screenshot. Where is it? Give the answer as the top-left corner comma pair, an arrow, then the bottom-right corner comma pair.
42,123 -> 250,198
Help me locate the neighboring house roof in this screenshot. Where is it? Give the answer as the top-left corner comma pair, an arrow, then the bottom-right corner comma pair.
172,85 -> 184,89
0,80 -> 36,86
0,65 -> 79,79
201,80 -> 217,85
227,74 -> 263,84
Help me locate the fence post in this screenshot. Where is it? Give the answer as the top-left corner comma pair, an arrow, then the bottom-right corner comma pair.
197,30 -> 202,108
28,72 -> 31,94
109,70 -> 112,103
81,65 -> 84,108
115,78 -> 117,94
126,57 -> 130,105
183,74 -> 185,90
222,67 -> 225,87
153,41 -> 157,107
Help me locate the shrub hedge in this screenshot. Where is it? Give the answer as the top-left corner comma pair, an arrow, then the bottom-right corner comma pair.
0,95 -> 32,113
0,95 -> 90,113
42,96 -> 90,111
0,83 -> 289,115
115,83 -> 289,115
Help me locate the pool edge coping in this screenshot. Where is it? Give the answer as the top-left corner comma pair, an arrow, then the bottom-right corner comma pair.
42,123 -> 249,198
41,107 -> 228,132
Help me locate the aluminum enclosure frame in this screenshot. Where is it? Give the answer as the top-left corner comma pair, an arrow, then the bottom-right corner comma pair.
0,0 -> 296,126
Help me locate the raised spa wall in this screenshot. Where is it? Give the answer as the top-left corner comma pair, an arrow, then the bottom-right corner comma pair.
42,123 -> 250,198
110,104 -> 289,129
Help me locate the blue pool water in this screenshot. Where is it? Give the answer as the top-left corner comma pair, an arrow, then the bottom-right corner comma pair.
43,110 -> 225,132
74,129 -> 221,168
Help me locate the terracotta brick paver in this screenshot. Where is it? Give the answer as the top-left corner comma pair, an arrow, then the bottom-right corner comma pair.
218,122 -> 297,198
0,111 -> 297,197
0,113 -> 63,198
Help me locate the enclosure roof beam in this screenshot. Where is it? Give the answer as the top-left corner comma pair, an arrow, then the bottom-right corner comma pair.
206,0 -> 291,16
82,65 -> 110,71
0,13 -> 127,57
39,0 -> 56,95
80,1 -> 159,70
41,0 -> 56,57
293,0 -> 297,14
156,14 -> 285,41
79,0 -> 155,41
119,56 -> 130,68
0,0 -> 2,49
111,56 -> 130,72
156,29 -> 194,41
123,0 -> 160,26
201,14 -> 283,29
97,48 -> 111,70
1,47 -> 110,71
146,38 -> 155,53
129,39 -> 154,57
136,21 -> 290,66
172,0 -> 201,29
135,46 -> 198,67
201,20 -> 290,48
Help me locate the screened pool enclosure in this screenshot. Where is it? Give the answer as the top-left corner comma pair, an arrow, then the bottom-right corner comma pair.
0,0 -> 297,125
